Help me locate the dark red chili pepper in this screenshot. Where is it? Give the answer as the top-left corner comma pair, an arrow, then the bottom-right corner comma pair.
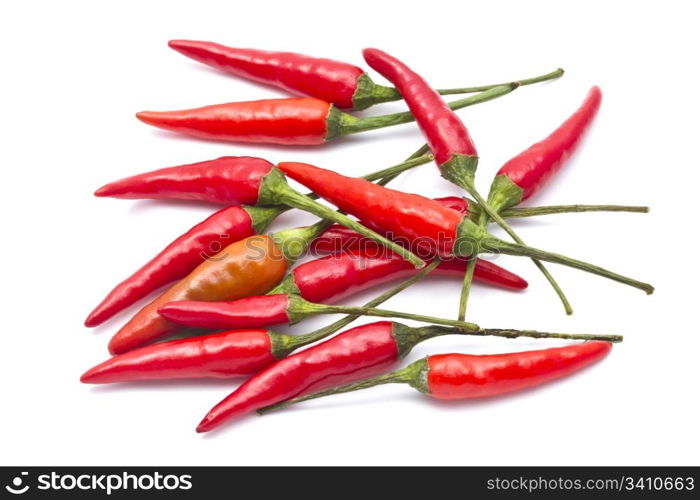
277,161 -> 654,294
362,48 -> 572,317
197,325 -> 618,432
169,40 -> 564,111
84,259 -> 445,383
488,86 -> 603,210
87,151 -> 433,326
260,342 -> 613,414
136,86 -> 517,146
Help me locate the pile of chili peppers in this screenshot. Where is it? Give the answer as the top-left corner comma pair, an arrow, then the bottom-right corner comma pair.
83,40 -> 653,434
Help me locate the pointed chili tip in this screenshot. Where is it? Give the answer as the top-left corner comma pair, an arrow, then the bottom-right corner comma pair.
93,183 -> 116,198
195,415 -> 215,433
135,111 -> 160,126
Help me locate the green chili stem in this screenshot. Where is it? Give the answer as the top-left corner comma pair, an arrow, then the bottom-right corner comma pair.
498,204 -> 650,218
465,186 -> 573,317
370,68 -> 565,104
487,237 -> 654,294
339,84 -> 517,136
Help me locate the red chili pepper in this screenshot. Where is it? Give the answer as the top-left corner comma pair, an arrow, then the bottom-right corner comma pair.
82,330 -> 277,383
277,161 -> 654,294
136,85 -> 517,146
362,48 -> 572,318
270,250 -> 527,303
259,342 -> 612,415
84,204 -> 279,327
197,325 -> 617,432
488,86 -> 603,209
169,40 -> 564,111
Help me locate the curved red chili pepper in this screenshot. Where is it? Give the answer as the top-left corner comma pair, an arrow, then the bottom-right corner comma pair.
81,329 -> 276,383
491,86 -> 603,206
169,40 -> 364,110
363,48 -> 477,166
277,161 -> 654,294
259,342 -> 612,415
94,156 -> 274,205
195,322 -> 415,432
84,205 -> 271,327
136,97 -> 331,146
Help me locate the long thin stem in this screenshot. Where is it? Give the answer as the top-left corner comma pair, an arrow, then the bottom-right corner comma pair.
489,237 -> 654,294
291,259 -> 442,349
340,84 -> 517,136
499,204 -> 650,218
361,154 -> 433,182
467,187 -> 573,316
436,68 -> 565,95
371,68 -> 565,103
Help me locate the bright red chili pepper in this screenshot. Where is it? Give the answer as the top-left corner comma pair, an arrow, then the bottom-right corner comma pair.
136,86 -> 517,146
169,40 -> 562,111
488,86 -> 603,209
363,48 -> 477,167
94,156 -> 274,204
259,342 -> 612,415
277,161 -> 654,294
82,329 -> 277,383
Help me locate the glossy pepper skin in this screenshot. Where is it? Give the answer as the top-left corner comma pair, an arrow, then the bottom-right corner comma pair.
169,40 -> 364,110
196,321 -> 407,432
426,342 -> 611,399
490,86 -> 603,208
279,161 -> 463,256
107,235 -> 288,355
363,48 -> 477,166
82,330 -> 276,383
85,205 -> 272,327
94,156 -> 274,205
136,97 -> 331,146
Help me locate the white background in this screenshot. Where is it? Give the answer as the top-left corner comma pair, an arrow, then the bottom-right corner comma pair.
1,0 -> 698,466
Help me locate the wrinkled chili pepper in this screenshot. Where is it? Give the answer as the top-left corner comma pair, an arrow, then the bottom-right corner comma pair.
362,48 -> 571,317
260,342 -> 613,414
169,39 -> 564,111
135,86 -> 517,146
196,325 -> 618,432
83,258 -> 443,383
460,86 -> 604,316
86,153 -> 432,327
277,161 -> 654,294
107,223 -> 323,355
